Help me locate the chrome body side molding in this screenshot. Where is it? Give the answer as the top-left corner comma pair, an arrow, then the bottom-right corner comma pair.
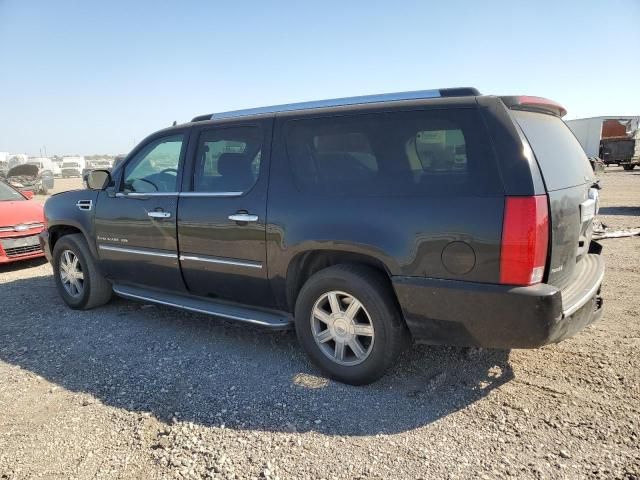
115,192 -> 180,198
114,191 -> 244,198
98,244 -> 178,259
179,254 -> 262,269
179,191 -> 244,198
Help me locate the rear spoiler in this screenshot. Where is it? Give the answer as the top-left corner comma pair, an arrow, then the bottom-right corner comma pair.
500,96 -> 567,118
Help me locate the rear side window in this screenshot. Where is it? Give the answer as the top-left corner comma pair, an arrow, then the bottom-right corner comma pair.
284,109 -> 501,196
511,111 -> 593,191
193,127 -> 262,193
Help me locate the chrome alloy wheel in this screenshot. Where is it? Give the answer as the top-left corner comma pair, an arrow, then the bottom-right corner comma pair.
310,291 -> 375,366
59,250 -> 84,298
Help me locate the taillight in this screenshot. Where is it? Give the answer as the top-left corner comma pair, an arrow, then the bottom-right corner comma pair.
500,195 -> 549,286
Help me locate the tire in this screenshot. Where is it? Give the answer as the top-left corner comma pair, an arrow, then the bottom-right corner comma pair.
294,264 -> 410,385
623,164 -> 635,171
52,233 -> 112,310
39,185 -> 48,195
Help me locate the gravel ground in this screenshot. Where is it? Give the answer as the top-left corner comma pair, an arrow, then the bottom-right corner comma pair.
1,168 -> 639,479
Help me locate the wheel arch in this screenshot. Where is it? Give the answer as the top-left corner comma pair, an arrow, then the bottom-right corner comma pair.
285,249 -> 397,313
48,222 -> 97,259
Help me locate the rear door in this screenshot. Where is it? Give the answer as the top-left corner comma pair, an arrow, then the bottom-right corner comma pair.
511,110 -> 597,289
177,119 -> 273,307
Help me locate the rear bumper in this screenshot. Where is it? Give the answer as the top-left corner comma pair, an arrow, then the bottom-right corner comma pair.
392,253 -> 604,349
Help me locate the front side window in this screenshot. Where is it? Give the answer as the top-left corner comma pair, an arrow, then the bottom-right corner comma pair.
193,127 -> 262,193
285,109 -> 500,196
122,134 -> 184,193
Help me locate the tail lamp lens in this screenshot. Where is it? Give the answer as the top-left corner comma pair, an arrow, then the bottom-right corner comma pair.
500,195 -> 549,286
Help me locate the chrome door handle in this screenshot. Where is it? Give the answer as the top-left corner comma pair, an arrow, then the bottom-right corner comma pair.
148,211 -> 171,218
228,213 -> 258,222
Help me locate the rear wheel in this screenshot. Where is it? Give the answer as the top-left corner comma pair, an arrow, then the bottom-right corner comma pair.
295,265 -> 409,385
623,164 -> 636,171
52,234 -> 112,310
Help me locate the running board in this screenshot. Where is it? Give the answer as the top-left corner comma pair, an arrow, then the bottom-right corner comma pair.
112,284 -> 293,330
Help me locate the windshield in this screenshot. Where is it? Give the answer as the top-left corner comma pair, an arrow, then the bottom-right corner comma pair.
0,181 -> 25,201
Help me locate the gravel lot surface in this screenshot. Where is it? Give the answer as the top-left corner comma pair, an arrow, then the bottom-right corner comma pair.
1,168 -> 639,479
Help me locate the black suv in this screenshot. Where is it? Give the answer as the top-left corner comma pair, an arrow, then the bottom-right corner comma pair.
40,88 -> 605,385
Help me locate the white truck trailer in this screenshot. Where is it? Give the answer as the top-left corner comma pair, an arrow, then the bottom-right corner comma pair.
566,116 -> 640,170
61,156 -> 86,177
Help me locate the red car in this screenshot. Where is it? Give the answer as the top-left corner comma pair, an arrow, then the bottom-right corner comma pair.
0,179 -> 45,264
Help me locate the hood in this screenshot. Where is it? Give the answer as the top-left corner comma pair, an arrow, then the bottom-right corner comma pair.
7,164 -> 39,178
0,199 -> 44,227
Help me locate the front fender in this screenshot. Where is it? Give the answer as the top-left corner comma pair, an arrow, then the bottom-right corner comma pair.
44,189 -> 100,257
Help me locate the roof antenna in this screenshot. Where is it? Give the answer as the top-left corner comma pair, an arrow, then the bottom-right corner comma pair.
172,120 -> 177,126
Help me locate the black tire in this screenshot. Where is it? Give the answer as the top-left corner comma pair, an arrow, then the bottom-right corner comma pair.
52,233 -> 112,310
623,164 -> 635,171
294,264 -> 410,385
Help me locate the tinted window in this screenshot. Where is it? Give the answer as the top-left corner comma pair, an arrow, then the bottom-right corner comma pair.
512,111 -> 593,191
123,134 -> 183,193
193,127 -> 262,193
285,109 -> 501,196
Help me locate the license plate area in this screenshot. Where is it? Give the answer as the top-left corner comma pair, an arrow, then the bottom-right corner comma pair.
1,235 -> 40,249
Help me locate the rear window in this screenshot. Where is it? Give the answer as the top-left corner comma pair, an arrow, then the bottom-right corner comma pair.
512,110 -> 593,191
284,109 -> 502,196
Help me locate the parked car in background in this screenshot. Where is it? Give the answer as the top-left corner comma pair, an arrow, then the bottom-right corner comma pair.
41,88 -> 605,385
6,164 -> 55,195
0,179 -> 45,264
61,157 -> 86,178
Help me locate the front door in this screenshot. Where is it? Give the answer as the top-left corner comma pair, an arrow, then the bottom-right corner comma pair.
177,120 -> 273,307
95,132 -> 187,291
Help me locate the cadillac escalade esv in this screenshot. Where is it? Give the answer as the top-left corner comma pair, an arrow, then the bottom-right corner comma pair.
40,88 -> 605,385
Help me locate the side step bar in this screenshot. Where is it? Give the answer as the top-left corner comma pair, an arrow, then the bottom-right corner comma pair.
112,284 -> 293,330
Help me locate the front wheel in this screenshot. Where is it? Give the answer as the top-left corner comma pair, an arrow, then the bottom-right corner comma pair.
295,265 -> 409,385
623,164 -> 636,171
52,233 -> 112,309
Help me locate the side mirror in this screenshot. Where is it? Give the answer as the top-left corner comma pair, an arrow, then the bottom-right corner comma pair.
22,190 -> 34,200
87,170 -> 112,190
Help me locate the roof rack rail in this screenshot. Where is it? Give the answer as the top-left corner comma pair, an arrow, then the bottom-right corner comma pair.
196,87 -> 479,121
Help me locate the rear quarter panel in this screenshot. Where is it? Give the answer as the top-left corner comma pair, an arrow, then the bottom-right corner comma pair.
266,116 -> 504,309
